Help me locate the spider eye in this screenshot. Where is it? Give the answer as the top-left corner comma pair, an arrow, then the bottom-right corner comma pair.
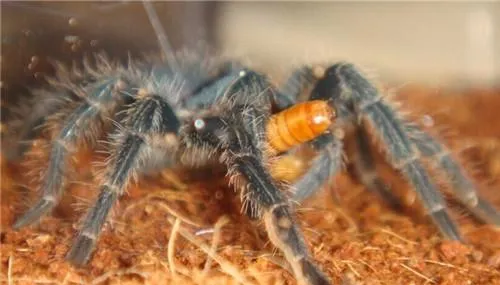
191,117 -> 227,146
192,117 -> 225,134
194,119 -> 206,130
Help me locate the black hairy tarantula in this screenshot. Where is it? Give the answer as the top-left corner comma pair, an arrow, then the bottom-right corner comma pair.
11,2 -> 500,285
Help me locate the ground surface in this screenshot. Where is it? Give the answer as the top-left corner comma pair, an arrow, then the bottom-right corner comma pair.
2,87 -> 500,285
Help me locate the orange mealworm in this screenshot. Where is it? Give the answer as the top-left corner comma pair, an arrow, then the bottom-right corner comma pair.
267,100 -> 335,154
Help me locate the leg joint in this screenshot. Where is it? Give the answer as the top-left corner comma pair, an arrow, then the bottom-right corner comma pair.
359,94 -> 383,111
393,153 -> 420,170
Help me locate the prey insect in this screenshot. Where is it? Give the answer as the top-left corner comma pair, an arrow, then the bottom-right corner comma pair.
267,100 -> 334,155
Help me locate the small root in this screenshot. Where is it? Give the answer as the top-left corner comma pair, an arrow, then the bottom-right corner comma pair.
167,217 -> 254,285
167,218 -> 181,281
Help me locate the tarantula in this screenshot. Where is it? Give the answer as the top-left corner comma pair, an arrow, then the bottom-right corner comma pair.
11,2 -> 500,285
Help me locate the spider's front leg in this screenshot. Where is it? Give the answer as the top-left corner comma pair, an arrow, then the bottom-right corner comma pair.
311,62 -> 500,240
184,104 -> 330,285
66,92 -> 180,265
13,74 -> 131,229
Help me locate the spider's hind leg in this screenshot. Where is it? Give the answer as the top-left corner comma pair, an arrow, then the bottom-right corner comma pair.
313,63 -> 462,240
408,125 -> 500,225
350,124 -> 403,211
7,92 -> 73,161
291,133 -> 344,202
275,66 -> 316,111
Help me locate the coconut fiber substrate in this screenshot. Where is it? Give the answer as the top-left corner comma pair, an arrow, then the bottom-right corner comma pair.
2,87 -> 500,285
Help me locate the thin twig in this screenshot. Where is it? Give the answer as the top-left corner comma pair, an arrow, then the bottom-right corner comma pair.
201,216 -> 230,278
378,228 -> 418,245
142,1 -> 179,71
168,218 -> 181,281
167,218 -> 253,284
399,263 -> 435,284
341,260 -> 361,278
160,170 -> 188,190
7,255 -> 13,285
122,190 -> 203,227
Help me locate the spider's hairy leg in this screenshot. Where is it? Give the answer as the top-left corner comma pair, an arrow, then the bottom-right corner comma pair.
238,155 -> 328,285
13,78 -> 128,229
66,94 -> 179,266
277,66 -> 315,109
8,93 -> 72,161
408,125 -> 500,225
217,127 -> 328,284
350,125 -> 402,210
291,133 -> 343,202
188,104 -> 329,285
312,63 -> 462,240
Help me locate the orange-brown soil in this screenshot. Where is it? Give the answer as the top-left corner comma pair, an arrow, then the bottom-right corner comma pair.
2,86 -> 500,285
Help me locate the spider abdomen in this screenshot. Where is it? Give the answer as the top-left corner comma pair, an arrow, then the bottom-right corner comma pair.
267,100 -> 335,154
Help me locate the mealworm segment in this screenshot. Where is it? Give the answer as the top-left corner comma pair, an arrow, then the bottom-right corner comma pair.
267,100 -> 335,154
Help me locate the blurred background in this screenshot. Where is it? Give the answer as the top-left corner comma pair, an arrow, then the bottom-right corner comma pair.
1,2 -> 499,113
218,2 -> 499,87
